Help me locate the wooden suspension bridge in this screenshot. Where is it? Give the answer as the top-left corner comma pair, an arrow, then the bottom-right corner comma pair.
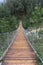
2,22 -> 38,65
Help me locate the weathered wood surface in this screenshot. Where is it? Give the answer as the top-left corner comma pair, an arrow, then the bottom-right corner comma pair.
2,22 -> 38,65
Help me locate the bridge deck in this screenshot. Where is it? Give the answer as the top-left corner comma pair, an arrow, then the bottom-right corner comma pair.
2,22 -> 38,65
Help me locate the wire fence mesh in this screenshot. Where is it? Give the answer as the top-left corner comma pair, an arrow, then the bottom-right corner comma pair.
23,28 -> 43,65
0,29 -> 18,58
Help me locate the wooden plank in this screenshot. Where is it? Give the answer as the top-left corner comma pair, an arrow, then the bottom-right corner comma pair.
2,22 -> 38,65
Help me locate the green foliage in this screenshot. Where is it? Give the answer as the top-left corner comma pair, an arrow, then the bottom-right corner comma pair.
0,2 -> 20,33
22,15 -> 30,29
0,0 -> 43,31
38,30 -> 43,34
22,5 -> 43,29
0,16 -> 19,33
0,6 -> 11,18
5,0 -> 40,15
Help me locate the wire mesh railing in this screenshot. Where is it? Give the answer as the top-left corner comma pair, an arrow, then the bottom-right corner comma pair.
0,29 -> 19,60
23,28 -> 43,65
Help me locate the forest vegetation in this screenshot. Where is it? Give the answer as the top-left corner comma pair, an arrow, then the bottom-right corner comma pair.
0,0 -> 43,65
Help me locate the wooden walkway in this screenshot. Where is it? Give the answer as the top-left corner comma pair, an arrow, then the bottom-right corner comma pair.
2,22 -> 38,65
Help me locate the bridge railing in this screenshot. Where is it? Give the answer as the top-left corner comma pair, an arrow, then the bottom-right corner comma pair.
23,28 -> 43,65
0,28 -> 19,61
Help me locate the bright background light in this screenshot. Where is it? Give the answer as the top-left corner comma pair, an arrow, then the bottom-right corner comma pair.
0,0 -> 4,3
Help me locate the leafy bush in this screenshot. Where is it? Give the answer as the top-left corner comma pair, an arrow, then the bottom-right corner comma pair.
38,30 -> 43,34
0,16 -> 19,33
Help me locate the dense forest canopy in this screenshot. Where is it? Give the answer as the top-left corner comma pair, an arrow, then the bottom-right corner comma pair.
0,0 -> 43,18
4,0 -> 43,16
0,0 -> 43,32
